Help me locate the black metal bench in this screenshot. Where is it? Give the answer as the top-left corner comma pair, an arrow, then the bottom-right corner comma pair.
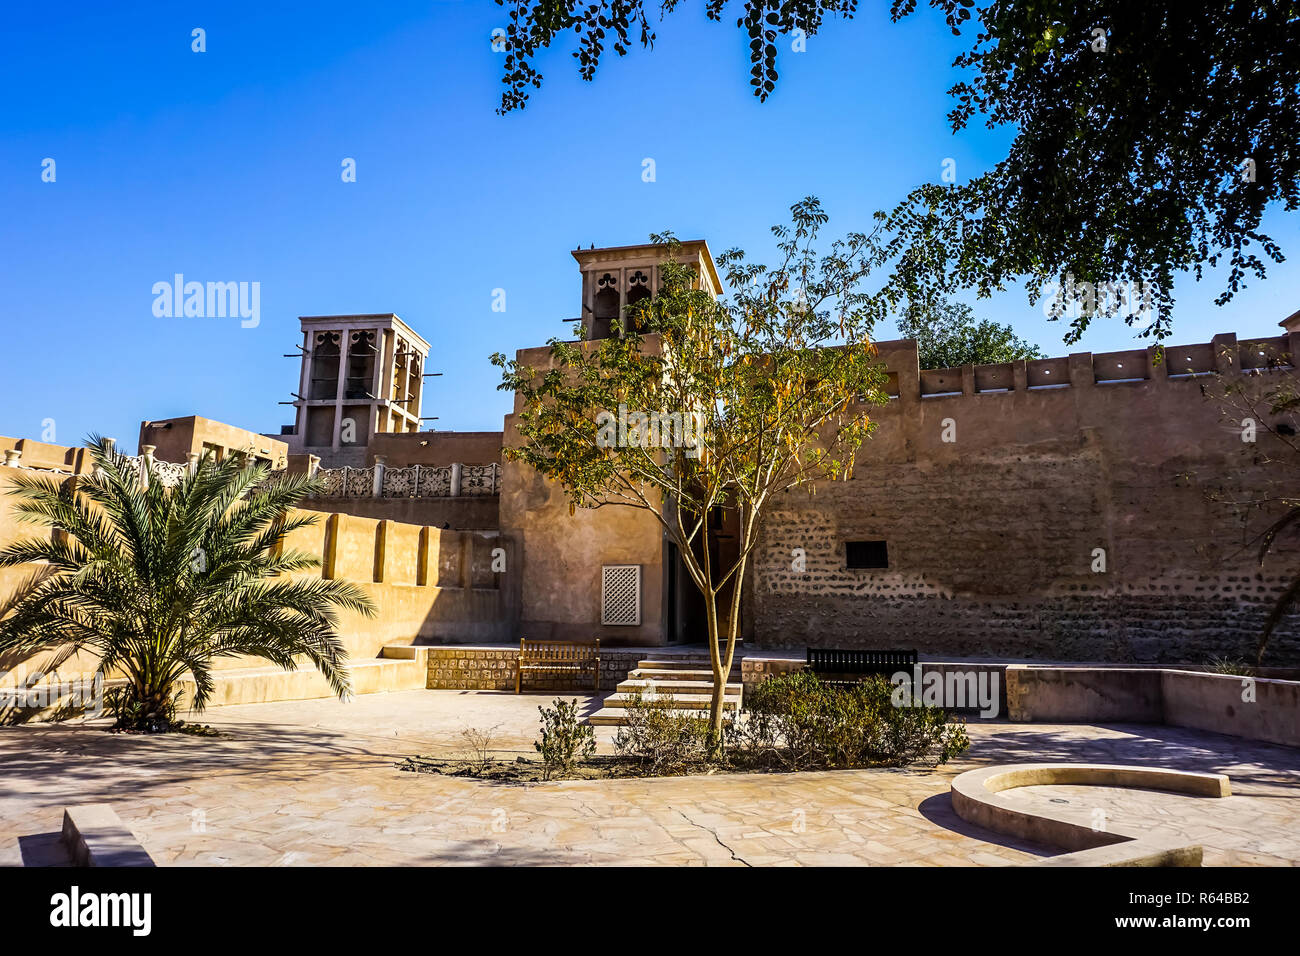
806,648 -> 918,685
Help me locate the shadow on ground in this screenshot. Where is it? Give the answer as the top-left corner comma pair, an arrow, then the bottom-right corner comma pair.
915,793 -> 1054,858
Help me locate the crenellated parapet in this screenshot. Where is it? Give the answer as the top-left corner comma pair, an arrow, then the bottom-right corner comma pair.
874,330 -> 1296,404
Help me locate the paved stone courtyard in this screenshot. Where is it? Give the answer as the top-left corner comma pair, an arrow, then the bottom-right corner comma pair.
2,690 -> 1297,866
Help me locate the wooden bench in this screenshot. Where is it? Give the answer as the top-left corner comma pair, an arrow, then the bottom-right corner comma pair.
516,638 -> 601,694
806,648 -> 918,686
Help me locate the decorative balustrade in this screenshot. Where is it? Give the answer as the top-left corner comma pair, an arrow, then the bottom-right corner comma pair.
344,467 -> 374,498
316,466 -> 347,497
1,443 -> 199,486
0,443 -> 499,500
313,461 -> 498,499
111,448 -> 202,488
381,464 -> 452,498
460,463 -> 499,496
149,459 -> 189,488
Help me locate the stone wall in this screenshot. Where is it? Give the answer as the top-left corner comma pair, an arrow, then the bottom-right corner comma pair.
752,440 -> 1300,662
740,656 -> 805,688
288,509 -> 518,651
750,333 -> 1300,665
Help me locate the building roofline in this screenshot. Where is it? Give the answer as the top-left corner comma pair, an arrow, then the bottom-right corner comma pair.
298,313 -> 430,352
571,239 -> 723,293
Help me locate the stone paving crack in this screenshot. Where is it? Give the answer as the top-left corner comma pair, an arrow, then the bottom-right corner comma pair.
671,806 -> 752,867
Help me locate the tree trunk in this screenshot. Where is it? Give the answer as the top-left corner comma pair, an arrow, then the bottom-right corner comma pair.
704,583 -> 735,759
705,551 -> 748,760
117,663 -> 179,732
708,647 -> 728,757
707,601 -> 743,759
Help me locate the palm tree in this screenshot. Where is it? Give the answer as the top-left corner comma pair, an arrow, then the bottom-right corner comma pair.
0,437 -> 375,731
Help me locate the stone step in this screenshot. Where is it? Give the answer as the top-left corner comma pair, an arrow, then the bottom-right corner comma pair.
636,659 -> 718,670
592,655 -> 745,727
617,678 -> 742,694
379,644 -> 431,663
630,668 -> 740,682
600,691 -> 741,710
589,707 -> 734,726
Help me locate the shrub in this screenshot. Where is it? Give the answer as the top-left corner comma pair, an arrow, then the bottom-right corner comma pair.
459,724 -> 502,774
534,698 -> 596,779
1205,656 -> 1256,677
733,671 -> 969,771
613,690 -> 712,775
730,670 -> 830,770
872,688 -> 971,766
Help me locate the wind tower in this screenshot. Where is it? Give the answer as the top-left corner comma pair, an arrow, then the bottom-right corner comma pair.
571,240 -> 723,340
278,313 -> 431,463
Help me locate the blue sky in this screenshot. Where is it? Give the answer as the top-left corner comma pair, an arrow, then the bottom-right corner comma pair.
2,1 -> 1298,448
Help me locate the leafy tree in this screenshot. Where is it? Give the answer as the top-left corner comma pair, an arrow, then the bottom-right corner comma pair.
0,439 -> 375,732
493,1 -> 1300,340
493,198 -> 891,751
493,0 -> 903,113
889,0 -> 1300,344
896,297 -> 1043,369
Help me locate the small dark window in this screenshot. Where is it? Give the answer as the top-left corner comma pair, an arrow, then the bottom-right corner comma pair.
1277,422 -> 1296,437
846,540 -> 888,569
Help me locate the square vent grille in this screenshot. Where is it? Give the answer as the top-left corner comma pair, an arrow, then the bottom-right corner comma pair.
601,565 -> 641,626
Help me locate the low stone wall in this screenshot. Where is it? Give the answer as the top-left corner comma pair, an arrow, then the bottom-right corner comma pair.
950,764 -> 1225,867
1006,665 -> 1300,748
426,646 -> 656,692
1161,669 -> 1300,749
1004,667 -> 1164,723
182,656 -> 429,709
426,651 -> 1300,748
428,649 -> 1014,712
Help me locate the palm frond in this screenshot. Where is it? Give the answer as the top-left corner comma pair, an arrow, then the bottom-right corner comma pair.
1258,576 -> 1300,665
1257,506 -> 1300,565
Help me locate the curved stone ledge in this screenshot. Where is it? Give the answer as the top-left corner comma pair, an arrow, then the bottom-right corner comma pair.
950,763 -> 1231,867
